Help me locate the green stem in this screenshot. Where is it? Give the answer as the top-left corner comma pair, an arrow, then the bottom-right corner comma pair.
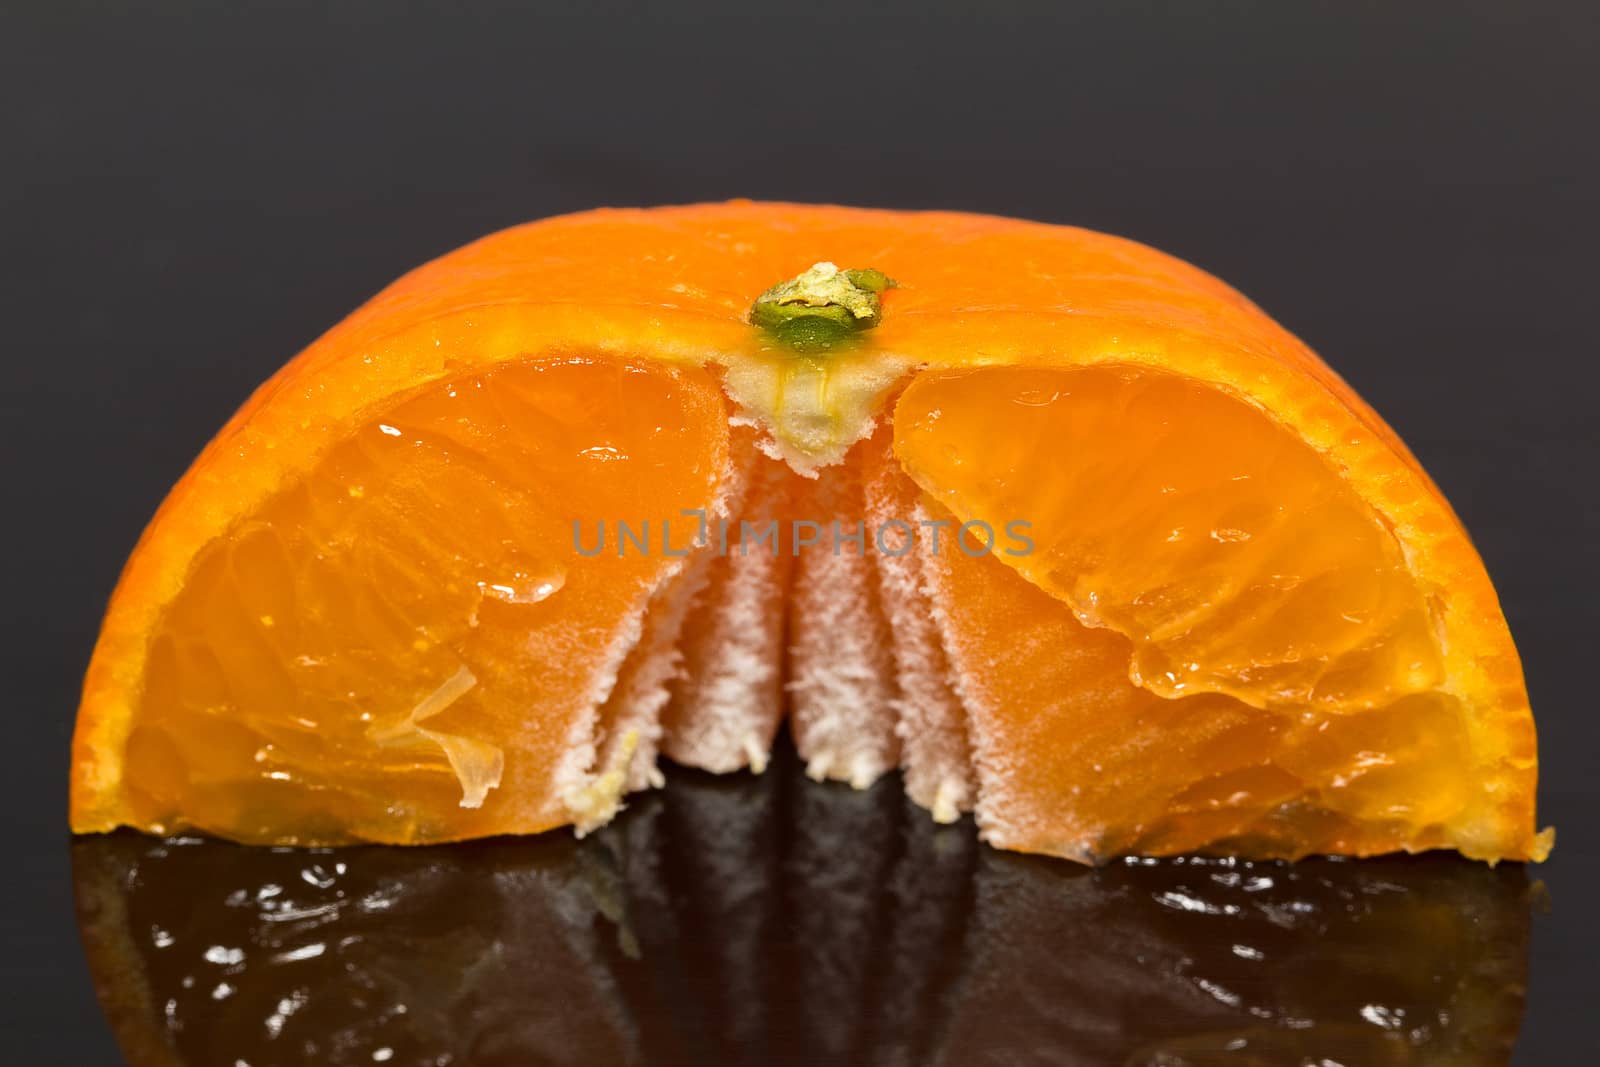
749,262 -> 896,353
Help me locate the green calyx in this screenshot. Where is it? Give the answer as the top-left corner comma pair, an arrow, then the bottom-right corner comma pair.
749,262 -> 897,353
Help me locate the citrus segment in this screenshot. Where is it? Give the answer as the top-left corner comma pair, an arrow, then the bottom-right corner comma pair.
861,435 -> 976,823
924,519 -> 1521,861
658,438 -> 795,776
893,363 -> 1442,714
106,356 -> 728,844
785,445 -> 902,788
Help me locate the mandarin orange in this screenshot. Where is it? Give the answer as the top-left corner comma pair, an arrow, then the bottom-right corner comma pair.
69,202 -> 1547,862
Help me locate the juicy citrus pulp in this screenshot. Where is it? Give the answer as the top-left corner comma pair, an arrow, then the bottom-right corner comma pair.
70,203 -> 1547,862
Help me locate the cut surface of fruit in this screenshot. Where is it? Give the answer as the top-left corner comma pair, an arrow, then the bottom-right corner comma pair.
71,202 -> 1546,862
109,357 -> 729,844
896,363 -> 1444,713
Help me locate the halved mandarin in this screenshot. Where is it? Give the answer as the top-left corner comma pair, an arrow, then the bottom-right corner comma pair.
70,202 -> 1547,862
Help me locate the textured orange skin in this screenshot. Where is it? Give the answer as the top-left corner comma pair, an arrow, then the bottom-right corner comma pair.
70,201 -> 1539,857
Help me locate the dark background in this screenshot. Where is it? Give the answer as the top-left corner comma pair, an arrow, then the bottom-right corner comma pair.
3,2 -> 1596,1062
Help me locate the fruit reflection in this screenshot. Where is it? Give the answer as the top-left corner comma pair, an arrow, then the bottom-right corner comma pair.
75,741 -> 1533,1066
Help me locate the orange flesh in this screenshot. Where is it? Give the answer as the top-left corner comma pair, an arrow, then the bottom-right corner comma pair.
123,357 -> 726,843
71,202 -> 1544,863
929,520 -> 1487,860
894,364 -> 1441,713
895,365 -> 1530,859
113,358 -> 1533,858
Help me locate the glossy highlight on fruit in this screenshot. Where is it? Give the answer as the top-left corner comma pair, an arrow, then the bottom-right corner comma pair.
70,202 -> 1547,863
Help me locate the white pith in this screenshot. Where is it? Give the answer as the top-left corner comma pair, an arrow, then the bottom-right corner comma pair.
558,418 -> 989,832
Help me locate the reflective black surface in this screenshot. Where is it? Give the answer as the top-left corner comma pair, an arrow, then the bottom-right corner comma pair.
76,744 -> 1535,1066
8,3 -> 1599,1063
